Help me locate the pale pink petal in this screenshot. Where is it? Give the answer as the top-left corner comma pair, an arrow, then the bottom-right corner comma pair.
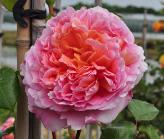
34,108 -> 67,131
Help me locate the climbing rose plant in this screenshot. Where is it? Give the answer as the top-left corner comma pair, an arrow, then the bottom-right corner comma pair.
21,7 -> 147,131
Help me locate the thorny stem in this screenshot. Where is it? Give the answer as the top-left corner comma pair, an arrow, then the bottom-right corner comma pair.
52,132 -> 56,139
75,130 -> 81,139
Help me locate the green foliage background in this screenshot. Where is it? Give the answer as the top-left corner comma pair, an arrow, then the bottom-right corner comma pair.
72,2 -> 164,15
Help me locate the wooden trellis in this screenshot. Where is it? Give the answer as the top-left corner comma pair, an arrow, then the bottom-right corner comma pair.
16,0 -> 46,139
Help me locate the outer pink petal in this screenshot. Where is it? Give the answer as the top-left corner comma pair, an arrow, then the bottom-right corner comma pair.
60,111 -> 86,130
34,108 -> 67,131
90,92 -> 132,123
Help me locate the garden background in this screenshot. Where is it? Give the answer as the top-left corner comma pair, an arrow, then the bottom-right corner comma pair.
0,0 -> 164,139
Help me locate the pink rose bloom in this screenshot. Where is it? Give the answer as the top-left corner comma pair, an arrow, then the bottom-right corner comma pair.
21,7 -> 147,131
0,117 -> 15,139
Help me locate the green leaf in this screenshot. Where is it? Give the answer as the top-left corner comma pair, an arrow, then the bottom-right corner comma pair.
0,67 -> 20,110
139,125 -> 160,139
128,99 -> 159,121
1,0 -> 16,11
4,126 -> 14,135
0,127 -> 14,138
0,130 -> 2,138
46,0 -> 55,6
100,122 -> 136,139
0,109 -> 10,124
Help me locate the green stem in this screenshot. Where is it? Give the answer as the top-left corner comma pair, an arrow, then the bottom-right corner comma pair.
52,132 -> 56,139
0,130 -> 3,138
75,130 -> 81,139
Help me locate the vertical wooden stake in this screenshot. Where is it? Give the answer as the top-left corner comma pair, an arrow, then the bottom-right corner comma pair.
15,0 -> 30,138
29,0 -> 46,139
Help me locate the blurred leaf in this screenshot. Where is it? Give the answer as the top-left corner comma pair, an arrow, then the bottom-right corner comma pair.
0,109 -> 10,124
46,0 -> 55,6
112,112 -> 125,124
1,0 -> 16,11
0,130 -> 2,139
100,122 -> 136,139
128,99 -> 159,121
0,67 -> 20,110
0,126 -> 14,138
139,125 -> 160,139
4,126 -> 14,135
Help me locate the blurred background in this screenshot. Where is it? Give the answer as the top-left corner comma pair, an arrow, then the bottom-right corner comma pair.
0,0 -> 164,139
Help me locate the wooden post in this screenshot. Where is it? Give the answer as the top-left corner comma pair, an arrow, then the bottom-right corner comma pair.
15,0 -> 30,139
95,0 -> 102,6
0,4 -> 4,65
142,9 -> 147,57
29,0 -> 46,139
32,0 -> 46,43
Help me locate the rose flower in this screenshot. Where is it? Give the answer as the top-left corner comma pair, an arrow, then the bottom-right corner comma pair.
21,7 -> 147,131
